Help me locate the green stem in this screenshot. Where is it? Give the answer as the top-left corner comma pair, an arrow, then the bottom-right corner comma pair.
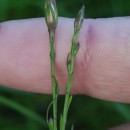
61,31 -> 79,130
49,30 -> 57,130
61,74 -> 73,130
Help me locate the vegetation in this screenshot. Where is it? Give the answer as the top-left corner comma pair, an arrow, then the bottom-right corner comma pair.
1,0 -> 130,130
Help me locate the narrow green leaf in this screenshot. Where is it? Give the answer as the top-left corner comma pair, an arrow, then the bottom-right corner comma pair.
60,114 -> 64,130
0,95 -> 47,126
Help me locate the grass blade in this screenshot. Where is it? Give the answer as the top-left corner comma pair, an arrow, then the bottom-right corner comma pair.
0,95 -> 47,127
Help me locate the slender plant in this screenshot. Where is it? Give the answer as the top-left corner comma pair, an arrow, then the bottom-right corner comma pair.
44,0 -> 59,130
60,6 -> 85,130
44,0 -> 85,130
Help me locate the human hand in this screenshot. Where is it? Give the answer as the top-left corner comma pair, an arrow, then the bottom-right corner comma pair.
1,17 -> 130,129
0,17 -> 130,103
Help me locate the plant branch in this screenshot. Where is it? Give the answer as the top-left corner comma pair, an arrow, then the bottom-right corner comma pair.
49,30 -> 58,130
60,6 -> 85,130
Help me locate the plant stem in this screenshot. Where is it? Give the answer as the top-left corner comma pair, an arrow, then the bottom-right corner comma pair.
61,31 -> 79,130
61,75 -> 73,130
49,30 -> 57,130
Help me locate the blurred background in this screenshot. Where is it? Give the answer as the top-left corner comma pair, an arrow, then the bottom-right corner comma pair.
1,0 -> 130,130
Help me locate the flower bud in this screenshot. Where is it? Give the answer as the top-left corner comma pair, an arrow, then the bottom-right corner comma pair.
74,5 -> 85,32
44,0 -> 58,32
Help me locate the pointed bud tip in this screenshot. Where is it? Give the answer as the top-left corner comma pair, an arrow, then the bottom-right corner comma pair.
44,0 -> 58,32
81,5 -> 85,16
74,5 -> 85,32
79,5 -> 85,19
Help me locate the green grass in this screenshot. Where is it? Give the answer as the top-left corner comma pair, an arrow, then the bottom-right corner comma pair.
1,0 -> 130,130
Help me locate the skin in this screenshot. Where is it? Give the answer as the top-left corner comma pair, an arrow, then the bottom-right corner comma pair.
1,17 -> 130,129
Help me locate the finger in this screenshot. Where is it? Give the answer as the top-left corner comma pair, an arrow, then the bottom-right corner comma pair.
108,123 -> 130,130
0,18 -> 85,94
0,17 -> 130,103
